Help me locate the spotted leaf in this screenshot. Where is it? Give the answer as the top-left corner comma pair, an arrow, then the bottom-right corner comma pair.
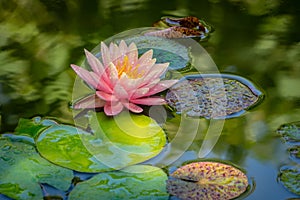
167,161 -> 249,200
166,74 -> 263,119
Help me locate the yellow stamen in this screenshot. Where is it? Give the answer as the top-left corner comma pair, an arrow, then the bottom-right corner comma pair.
116,55 -> 143,79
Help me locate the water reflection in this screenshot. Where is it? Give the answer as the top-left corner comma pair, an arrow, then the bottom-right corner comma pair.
1,0 -> 300,199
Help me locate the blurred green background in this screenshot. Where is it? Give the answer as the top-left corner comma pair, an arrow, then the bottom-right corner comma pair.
1,0 -> 300,199
1,0 -> 300,132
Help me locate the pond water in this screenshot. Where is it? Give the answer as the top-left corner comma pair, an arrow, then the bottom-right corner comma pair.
1,0 -> 300,199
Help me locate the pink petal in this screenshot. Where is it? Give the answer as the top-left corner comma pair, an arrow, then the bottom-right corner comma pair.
70,64 -> 99,89
101,42 -> 111,67
107,62 -> 119,86
109,42 -> 120,63
137,58 -> 156,75
84,49 -> 105,76
73,94 -> 105,109
145,80 -> 178,96
119,73 -> 143,92
88,72 -> 112,93
122,102 -> 143,113
113,81 -> 128,99
137,54 -> 157,75
139,63 -> 169,87
138,49 -> 153,65
137,78 -> 160,91
100,67 -> 114,89
131,88 -> 150,99
130,97 -> 166,105
118,40 -> 128,56
127,43 -> 138,65
96,91 -> 118,102
104,101 -> 124,116
147,63 -> 169,79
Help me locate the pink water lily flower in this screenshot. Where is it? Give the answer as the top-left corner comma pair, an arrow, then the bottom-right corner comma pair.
71,40 -> 178,116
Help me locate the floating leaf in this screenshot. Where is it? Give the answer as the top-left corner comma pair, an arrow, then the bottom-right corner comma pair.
277,121 -> 300,143
166,74 -> 263,119
288,146 -> 300,162
36,112 -> 166,172
149,16 -> 213,40
124,35 -> 189,71
154,16 -> 207,30
0,136 -> 73,200
69,165 -> 169,200
145,27 -> 206,39
36,124 -> 114,172
87,111 -> 167,170
14,116 -> 57,139
167,161 -> 248,200
278,165 -> 300,195
91,35 -> 189,71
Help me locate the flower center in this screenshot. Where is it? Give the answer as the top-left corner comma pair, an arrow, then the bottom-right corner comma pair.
116,55 -> 143,79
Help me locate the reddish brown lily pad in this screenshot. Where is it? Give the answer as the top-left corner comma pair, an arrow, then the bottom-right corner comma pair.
145,26 -> 204,39
167,161 -> 249,200
153,16 -> 206,30
146,16 -> 212,39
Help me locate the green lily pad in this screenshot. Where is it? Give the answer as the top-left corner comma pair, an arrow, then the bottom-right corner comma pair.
277,121 -> 300,143
14,116 -> 57,139
69,165 -> 169,200
36,124 -> 113,172
288,146 -> 300,162
167,161 -> 249,200
166,74 -> 264,119
92,34 -> 189,71
0,136 -> 73,200
36,112 -> 166,172
86,111 -> 167,170
123,35 -> 189,71
278,165 -> 300,195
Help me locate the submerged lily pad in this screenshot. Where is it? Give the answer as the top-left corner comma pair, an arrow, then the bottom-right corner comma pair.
278,165 -> 300,195
167,161 -> 248,200
69,165 -> 169,200
166,74 -> 263,119
0,136 -> 73,200
36,112 -> 166,172
277,121 -> 300,143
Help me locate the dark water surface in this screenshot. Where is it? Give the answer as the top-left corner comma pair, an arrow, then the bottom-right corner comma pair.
1,0 -> 300,199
